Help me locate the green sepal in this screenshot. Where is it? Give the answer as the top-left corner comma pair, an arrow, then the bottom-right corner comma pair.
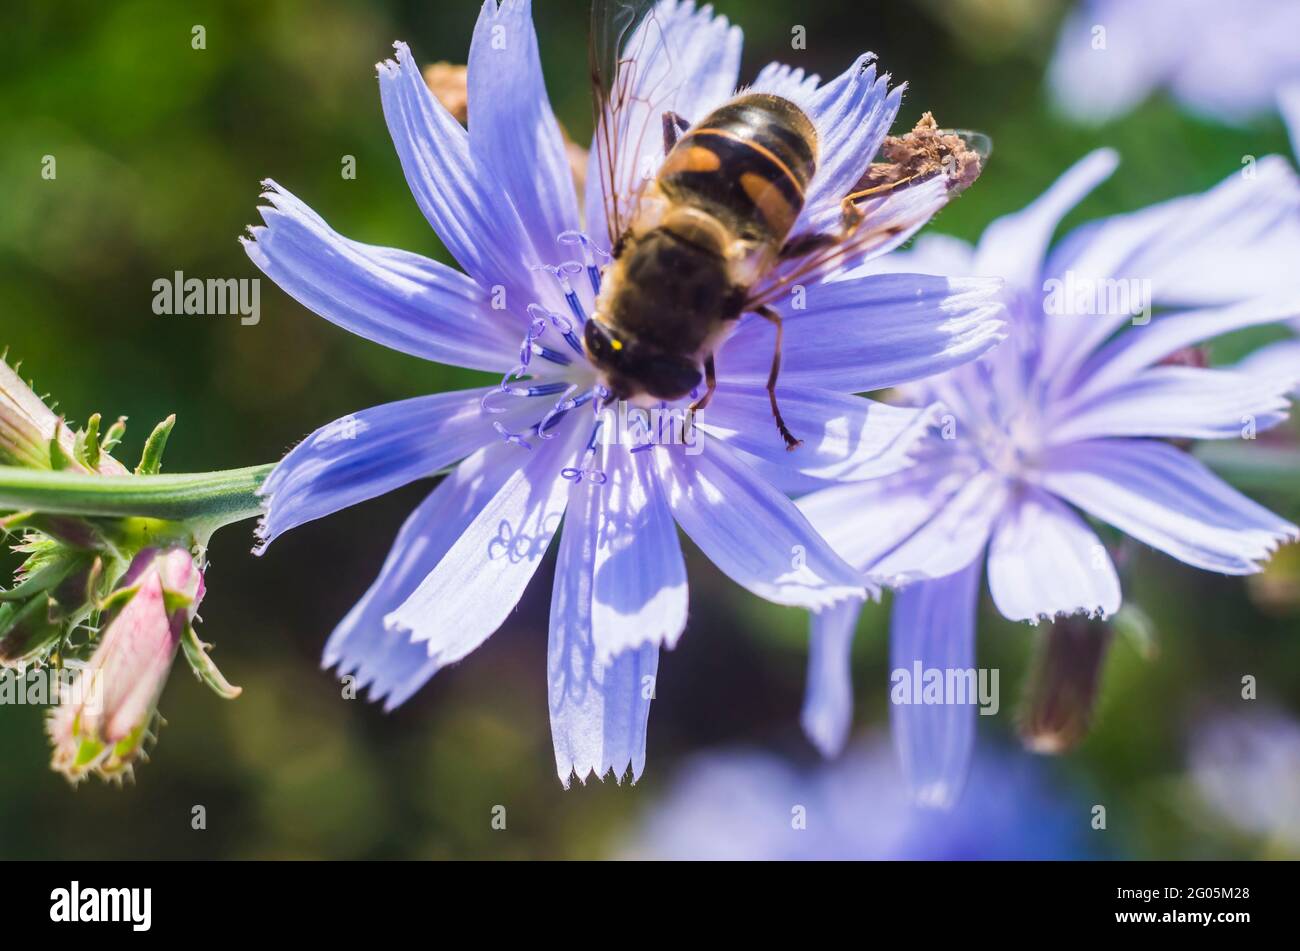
181,624 -> 242,699
97,582 -> 142,615
101,417 -> 127,455
135,415 -> 176,476
0,594 -> 62,668
79,413 -> 102,470
49,420 -> 75,471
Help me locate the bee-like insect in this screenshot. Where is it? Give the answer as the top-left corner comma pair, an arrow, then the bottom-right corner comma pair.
582,0 -> 985,449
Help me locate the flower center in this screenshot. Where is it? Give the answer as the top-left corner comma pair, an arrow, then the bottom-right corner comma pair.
476,232 -> 613,485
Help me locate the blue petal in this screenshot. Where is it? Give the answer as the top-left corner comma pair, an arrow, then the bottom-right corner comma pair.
717,273 -> 1006,393
1040,439 -> 1298,575
591,449 -> 687,662
1235,338 -> 1300,395
243,182 -> 519,371
1039,159 -> 1300,391
384,423 -> 580,665
1282,82 -> 1300,158
787,54 -> 902,239
256,389 -> 501,550
550,473 -> 658,787
378,42 -> 550,311
700,383 -> 941,482
986,487 -> 1120,623
1049,365 -> 1292,444
468,0 -> 580,242
890,558 -> 983,810
1064,294 -> 1300,403
973,148 -> 1118,299
658,441 -> 869,609
321,444 -> 523,710
1046,0 -> 1171,124
798,453 -> 984,572
747,61 -> 821,105
801,597 -> 864,758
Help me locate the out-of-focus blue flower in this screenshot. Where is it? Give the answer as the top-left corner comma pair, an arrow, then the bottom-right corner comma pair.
797,149 -> 1300,806
620,734 -> 1104,859
242,0 -> 1005,785
1237,94 -> 1300,392
1189,708 -> 1300,855
1049,0 -> 1300,126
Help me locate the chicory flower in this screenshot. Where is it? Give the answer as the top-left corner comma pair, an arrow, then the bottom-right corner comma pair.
244,0 -> 1005,784
798,148 -> 1300,806
1049,0 -> 1300,125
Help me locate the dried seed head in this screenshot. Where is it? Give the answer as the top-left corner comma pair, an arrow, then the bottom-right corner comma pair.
857,112 -> 987,197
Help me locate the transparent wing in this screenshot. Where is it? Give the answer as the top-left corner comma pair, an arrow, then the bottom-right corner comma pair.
589,0 -> 689,246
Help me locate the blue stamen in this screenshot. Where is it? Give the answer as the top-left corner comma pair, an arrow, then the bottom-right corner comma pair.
558,230 -> 609,296
561,420 -> 608,485
527,303 -> 583,356
538,385 -> 581,440
493,420 -> 532,451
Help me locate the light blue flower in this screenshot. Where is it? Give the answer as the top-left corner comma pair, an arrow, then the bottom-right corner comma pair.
1049,0 -> 1300,125
241,0 -> 1005,785
1189,709 -> 1300,855
797,149 -> 1300,806
621,734 -> 1104,859
1236,91 -> 1300,391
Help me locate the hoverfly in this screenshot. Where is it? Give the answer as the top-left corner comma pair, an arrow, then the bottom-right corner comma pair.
581,0 -> 987,450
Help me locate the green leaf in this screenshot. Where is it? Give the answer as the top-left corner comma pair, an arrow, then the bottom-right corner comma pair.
181,624 -> 242,699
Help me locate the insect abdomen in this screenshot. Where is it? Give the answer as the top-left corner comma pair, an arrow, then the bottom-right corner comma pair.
658,93 -> 818,246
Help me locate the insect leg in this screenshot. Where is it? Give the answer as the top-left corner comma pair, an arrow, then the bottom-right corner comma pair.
689,353 -> 717,415
777,198 -> 869,261
661,111 -> 691,155
754,305 -> 802,451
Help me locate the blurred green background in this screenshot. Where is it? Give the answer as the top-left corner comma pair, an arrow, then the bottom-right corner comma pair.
1,0 -> 1297,859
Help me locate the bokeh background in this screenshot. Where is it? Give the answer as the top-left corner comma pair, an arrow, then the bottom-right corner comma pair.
2,0 -> 1298,859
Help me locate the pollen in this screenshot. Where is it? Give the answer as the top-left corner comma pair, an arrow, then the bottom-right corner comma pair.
610,339 -> 623,351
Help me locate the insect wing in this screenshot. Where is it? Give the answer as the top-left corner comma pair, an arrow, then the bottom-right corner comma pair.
587,0 -> 685,246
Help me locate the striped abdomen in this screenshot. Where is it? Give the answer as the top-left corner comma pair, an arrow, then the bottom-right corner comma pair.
657,93 -> 818,248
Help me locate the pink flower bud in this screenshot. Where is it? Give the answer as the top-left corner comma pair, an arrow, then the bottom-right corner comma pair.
48,547 -> 202,783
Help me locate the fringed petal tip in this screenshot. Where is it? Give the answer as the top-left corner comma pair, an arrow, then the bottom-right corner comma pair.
376,40 -> 413,80
1015,604 -> 1117,628
558,761 -> 642,790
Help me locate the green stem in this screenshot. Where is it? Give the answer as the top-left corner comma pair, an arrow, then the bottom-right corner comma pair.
0,464 -> 273,532
1196,443 -> 1300,495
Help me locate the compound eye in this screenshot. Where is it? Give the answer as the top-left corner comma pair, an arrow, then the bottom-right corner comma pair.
583,319 -> 624,365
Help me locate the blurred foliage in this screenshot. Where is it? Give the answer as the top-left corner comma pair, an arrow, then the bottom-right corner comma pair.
0,0 -> 1297,859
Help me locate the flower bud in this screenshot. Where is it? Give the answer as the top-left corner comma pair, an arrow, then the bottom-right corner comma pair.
48,547 -> 202,783
1018,615 -> 1113,755
0,358 -> 126,474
